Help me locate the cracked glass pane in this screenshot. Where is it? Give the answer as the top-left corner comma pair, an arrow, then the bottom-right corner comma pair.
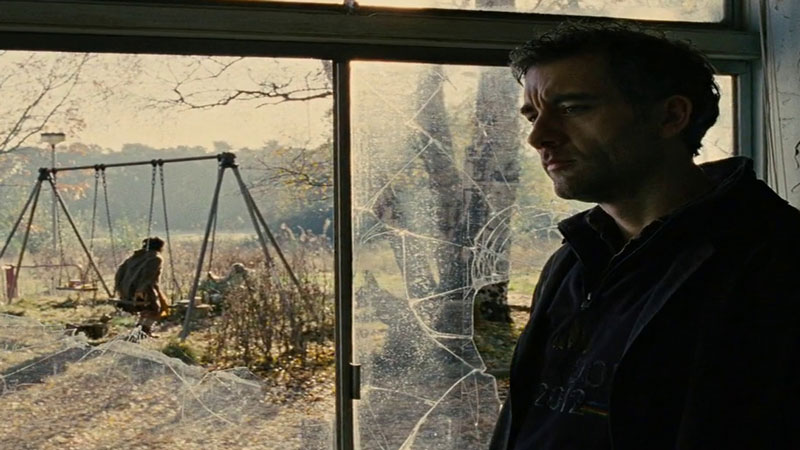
356,0 -> 724,22
351,62 -> 734,449
352,63 -> 518,449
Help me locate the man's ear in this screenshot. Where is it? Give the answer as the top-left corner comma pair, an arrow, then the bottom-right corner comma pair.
658,95 -> 692,139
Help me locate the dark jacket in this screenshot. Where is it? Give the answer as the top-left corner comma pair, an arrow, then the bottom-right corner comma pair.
114,248 -> 163,302
491,157 -> 800,450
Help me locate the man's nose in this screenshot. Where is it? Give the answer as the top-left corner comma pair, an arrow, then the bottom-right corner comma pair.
527,113 -> 565,150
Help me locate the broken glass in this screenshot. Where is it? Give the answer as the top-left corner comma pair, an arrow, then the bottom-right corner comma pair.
351,62 -> 554,450
351,61 -> 735,449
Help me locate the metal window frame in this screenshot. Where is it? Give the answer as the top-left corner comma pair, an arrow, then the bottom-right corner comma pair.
0,2 -> 759,449
712,59 -> 757,166
0,1 -> 759,62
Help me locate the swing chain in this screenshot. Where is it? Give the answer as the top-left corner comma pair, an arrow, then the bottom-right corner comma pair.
100,169 -> 119,268
54,179 -> 67,287
146,161 -> 158,247
88,169 -> 100,256
158,165 -> 181,298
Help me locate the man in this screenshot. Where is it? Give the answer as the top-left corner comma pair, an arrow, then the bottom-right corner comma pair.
114,237 -> 170,337
491,22 -> 800,449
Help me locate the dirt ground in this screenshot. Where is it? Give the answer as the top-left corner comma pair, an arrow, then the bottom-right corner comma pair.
0,288 -> 528,449
0,295 -> 335,450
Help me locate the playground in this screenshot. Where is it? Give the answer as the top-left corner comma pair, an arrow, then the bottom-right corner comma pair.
0,148 -> 533,449
0,152 -> 337,448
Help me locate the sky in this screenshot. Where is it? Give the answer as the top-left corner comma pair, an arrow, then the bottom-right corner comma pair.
1,51 -> 332,153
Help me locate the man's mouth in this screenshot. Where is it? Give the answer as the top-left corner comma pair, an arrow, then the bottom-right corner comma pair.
544,160 -> 574,172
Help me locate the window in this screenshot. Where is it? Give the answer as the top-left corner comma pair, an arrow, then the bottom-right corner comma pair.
0,51 -> 335,448
0,2 -> 759,449
696,75 -> 735,164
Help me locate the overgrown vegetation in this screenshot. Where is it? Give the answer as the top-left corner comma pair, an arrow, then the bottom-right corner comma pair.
1,224 -> 537,407
161,337 -> 204,364
207,232 -> 334,375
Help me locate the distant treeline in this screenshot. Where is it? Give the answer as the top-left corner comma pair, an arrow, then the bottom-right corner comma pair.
0,143 -> 332,241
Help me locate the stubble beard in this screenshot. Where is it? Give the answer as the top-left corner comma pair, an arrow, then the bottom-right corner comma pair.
548,165 -> 610,203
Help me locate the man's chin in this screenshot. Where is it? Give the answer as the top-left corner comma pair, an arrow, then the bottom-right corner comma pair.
552,186 -> 577,200
552,183 -> 593,202
551,179 -> 575,198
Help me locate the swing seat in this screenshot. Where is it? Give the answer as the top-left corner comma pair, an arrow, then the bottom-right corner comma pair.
109,297 -> 153,314
56,280 -> 98,291
174,299 -> 213,317
109,297 -> 174,316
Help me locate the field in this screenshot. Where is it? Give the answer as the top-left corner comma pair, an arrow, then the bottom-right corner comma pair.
0,232 -> 337,449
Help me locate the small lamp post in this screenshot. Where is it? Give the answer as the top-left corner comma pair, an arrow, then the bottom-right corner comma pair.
41,132 -> 66,291
41,132 -> 66,169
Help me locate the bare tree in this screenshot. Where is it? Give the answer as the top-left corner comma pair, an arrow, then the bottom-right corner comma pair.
146,56 -> 334,201
0,52 -> 92,155
152,52 -> 521,319
248,141 -> 334,201
151,56 -> 332,110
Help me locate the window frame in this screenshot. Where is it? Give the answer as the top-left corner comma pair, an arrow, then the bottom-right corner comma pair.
0,2 -> 760,449
0,1 -> 759,63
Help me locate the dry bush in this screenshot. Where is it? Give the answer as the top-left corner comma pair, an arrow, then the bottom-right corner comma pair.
208,229 -> 334,375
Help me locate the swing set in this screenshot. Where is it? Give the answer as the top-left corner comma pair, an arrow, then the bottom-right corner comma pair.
0,152 -> 306,339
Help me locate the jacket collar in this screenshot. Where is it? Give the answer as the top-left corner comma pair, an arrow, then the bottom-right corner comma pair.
557,157 -> 757,261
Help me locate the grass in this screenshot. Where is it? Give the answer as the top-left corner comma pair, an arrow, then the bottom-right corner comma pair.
1,236 -> 543,405
508,271 -> 541,298
161,337 -> 204,364
0,295 -> 117,326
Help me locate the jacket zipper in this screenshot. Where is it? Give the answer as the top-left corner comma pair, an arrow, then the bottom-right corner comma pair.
580,238 -> 647,310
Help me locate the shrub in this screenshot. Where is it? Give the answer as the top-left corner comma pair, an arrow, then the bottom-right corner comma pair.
162,337 -> 203,364
208,231 -> 334,375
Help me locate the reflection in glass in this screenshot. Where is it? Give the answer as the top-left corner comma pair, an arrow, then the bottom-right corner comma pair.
358,0 -> 724,22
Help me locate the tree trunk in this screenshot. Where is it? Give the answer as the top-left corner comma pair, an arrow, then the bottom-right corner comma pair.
466,9 -> 520,319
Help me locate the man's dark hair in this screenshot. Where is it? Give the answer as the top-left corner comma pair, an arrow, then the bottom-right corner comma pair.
510,21 -> 720,155
142,237 -> 164,251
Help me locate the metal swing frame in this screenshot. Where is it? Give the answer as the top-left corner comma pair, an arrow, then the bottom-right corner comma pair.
0,167 -> 113,302
0,152 -> 306,339
177,152 -> 307,340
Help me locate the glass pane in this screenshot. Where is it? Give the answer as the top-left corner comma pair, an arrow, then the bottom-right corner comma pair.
0,51 -> 334,449
358,0 -> 724,22
695,75 -> 734,164
352,62 -> 736,448
352,62 -> 551,449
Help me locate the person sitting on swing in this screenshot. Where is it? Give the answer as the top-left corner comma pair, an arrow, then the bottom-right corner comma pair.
202,262 -> 250,304
114,237 -> 170,337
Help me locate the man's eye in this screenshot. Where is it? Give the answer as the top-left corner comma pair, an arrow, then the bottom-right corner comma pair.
561,105 -> 587,114
527,115 -> 538,123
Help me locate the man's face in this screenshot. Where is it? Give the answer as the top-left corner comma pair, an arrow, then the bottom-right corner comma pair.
521,53 -> 664,203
